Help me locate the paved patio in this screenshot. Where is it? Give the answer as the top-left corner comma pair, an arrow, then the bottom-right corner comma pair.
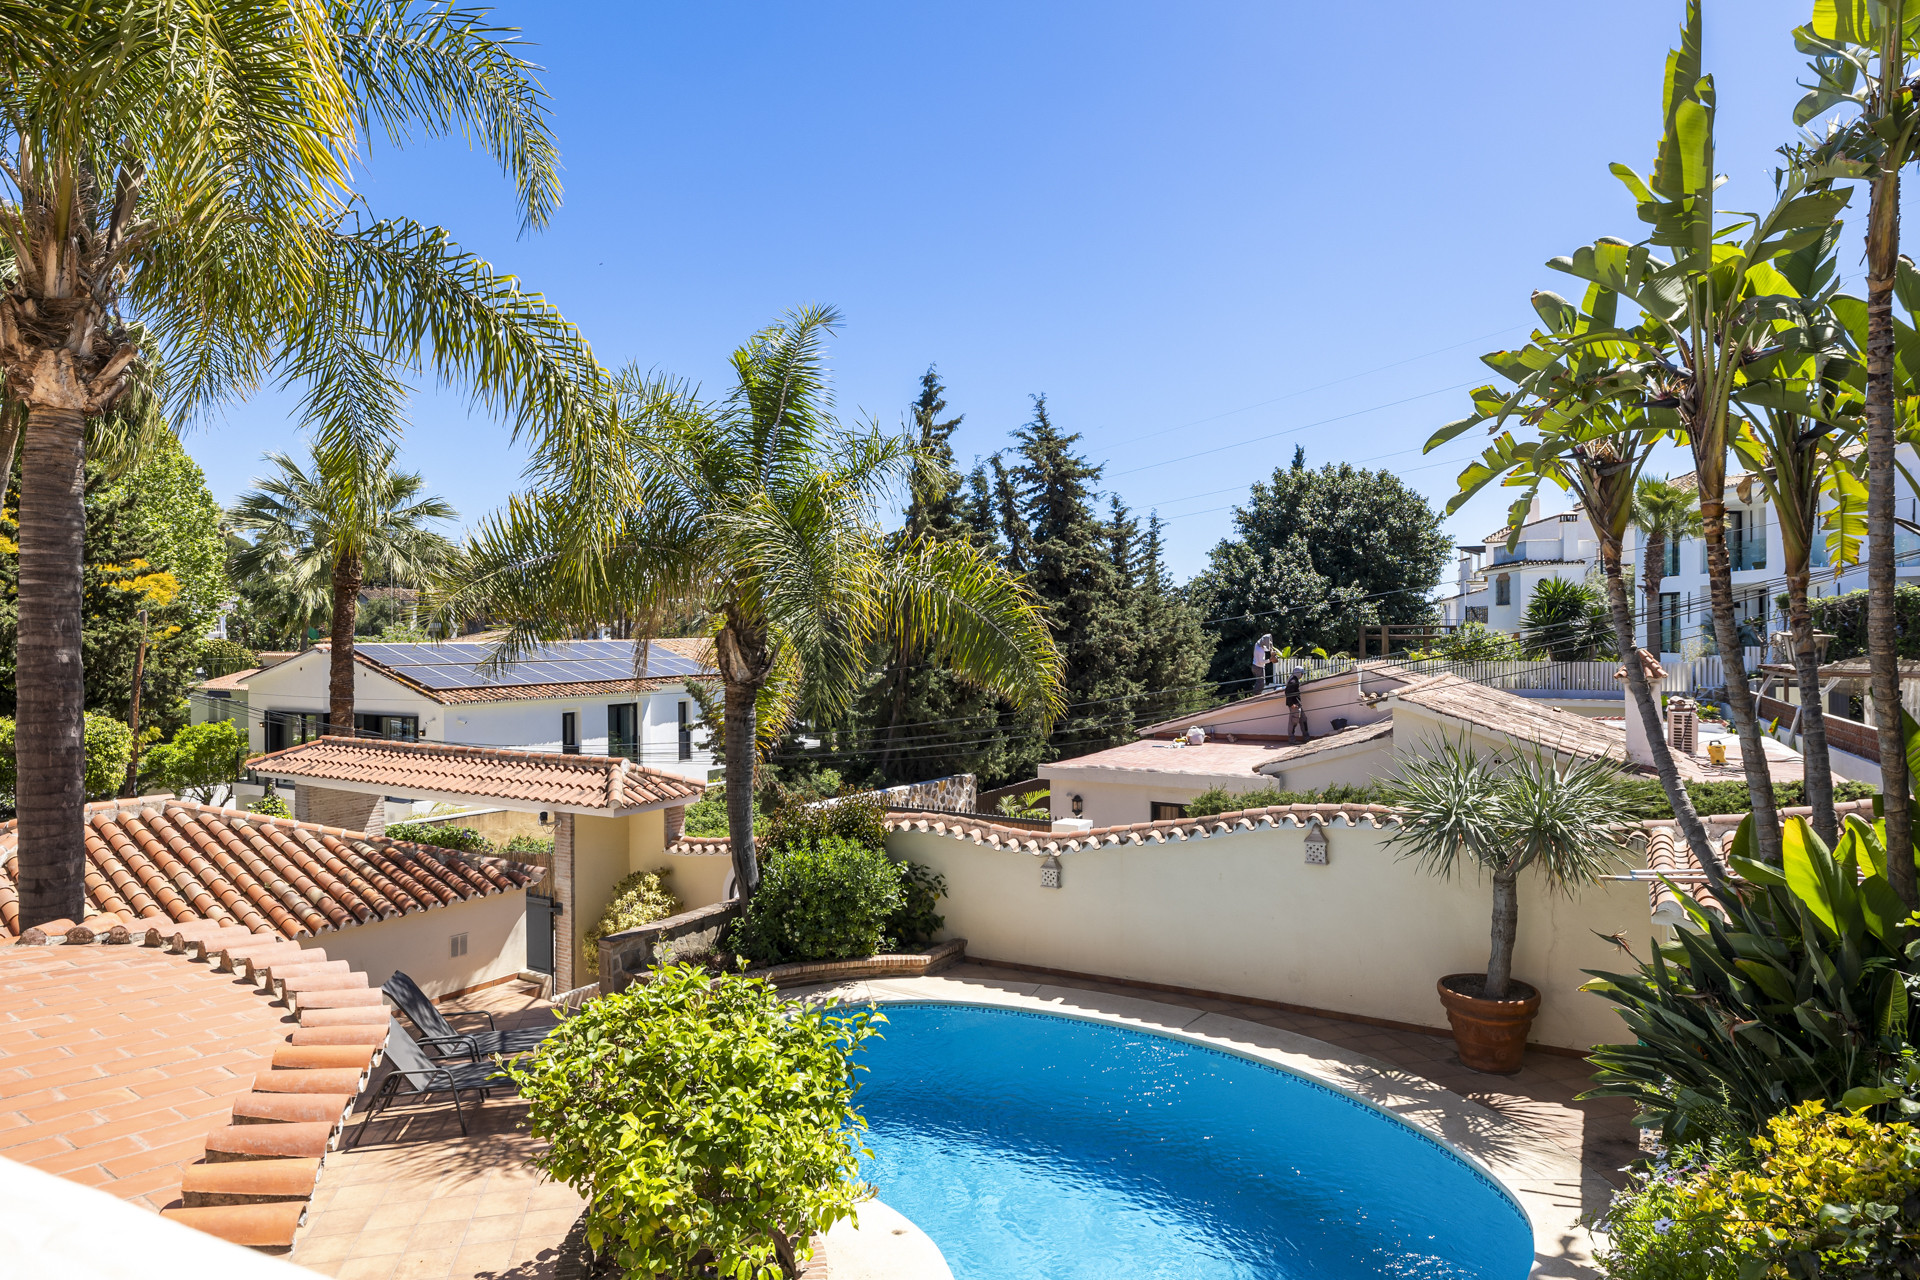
293,961 -> 1631,1279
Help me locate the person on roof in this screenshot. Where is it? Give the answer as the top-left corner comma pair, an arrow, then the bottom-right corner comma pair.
1252,633 -> 1276,691
1285,667 -> 1308,742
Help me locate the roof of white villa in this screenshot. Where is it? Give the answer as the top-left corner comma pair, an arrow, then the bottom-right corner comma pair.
1386,674 -> 1628,764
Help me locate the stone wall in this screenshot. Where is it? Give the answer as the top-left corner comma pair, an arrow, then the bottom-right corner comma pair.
875,773 -> 976,813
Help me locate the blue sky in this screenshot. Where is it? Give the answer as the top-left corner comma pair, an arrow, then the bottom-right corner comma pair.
187,0 -> 1861,583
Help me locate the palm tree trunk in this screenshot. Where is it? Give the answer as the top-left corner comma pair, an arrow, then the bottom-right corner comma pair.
1603,537 -> 1724,888
1642,534 -> 1666,658
15,405 -> 90,927
329,550 -> 362,736
1485,869 -> 1519,1002
723,676 -> 761,902
876,651 -> 911,783
1866,44 -> 1914,900
1698,494 -> 1784,863
1785,566 -> 1837,846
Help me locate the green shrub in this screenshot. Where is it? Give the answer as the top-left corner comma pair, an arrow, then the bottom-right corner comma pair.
1803,584 -> 1920,663
197,638 -> 258,676
507,964 -> 880,1279
1585,815 -> 1912,1142
762,787 -> 886,854
384,821 -> 491,853
500,833 -> 554,858
248,792 -> 291,817
732,836 -> 904,963
1598,1103 -> 1920,1280
886,861 -> 947,947
1613,777 -> 1879,821
0,713 -> 136,802
683,783 -> 764,838
1186,780 -> 1388,817
581,868 -> 682,966
996,789 -> 1050,819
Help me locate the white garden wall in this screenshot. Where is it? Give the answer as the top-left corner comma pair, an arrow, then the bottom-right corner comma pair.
887,819 -> 1651,1051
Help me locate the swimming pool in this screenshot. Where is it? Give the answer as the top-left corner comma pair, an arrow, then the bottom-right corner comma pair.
854,1003 -> 1533,1280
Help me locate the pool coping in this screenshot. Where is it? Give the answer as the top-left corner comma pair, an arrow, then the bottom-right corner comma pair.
786,973 -> 1604,1280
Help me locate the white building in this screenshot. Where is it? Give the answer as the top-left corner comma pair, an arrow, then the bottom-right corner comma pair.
195,639 -> 718,788
1435,459 -> 1920,661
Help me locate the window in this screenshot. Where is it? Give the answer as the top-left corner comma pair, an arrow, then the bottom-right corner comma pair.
1658,592 -> 1682,654
263,710 -> 324,753
607,703 -> 638,759
1464,605 -> 1488,624
450,932 -> 468,958
1150,802 -> 1188,822
677,701 -> 692,761
561,711 -> 579,755
1663,539 -> 1680,577
352,713 -> 418,741
1494,574 -> 1511,607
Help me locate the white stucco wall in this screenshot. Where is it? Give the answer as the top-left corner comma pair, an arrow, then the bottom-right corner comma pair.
242,652 -> 714,783
299,890 -> 529,999
887,820 -> 1650,1050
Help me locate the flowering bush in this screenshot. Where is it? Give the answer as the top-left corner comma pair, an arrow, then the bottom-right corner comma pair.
507,964 -> 880,1279
1599,1102 -> 1920,1280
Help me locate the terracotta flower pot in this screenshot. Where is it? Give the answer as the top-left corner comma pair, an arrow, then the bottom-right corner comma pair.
1436,973 -> 1540,1074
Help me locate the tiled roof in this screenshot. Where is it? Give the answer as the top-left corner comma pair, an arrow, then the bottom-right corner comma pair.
0,796 -> 538,941
199,667 -> 261,692
1387,674 -> 1627,764
1252,718 -> 1395,770
220,639 -> 718,705
675,802 -> 1396,858
1043,738 -> 1288,778
1614,798 -> 1879,922
248,736 -> 704,814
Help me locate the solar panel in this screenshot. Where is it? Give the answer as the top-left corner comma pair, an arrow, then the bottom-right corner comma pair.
353,637 -> 710,693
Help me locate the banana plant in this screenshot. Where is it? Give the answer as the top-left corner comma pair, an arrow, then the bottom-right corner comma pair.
1729,223 -> 1863,846
1795,0 -> 1920,906
1534,0 -> 1858,865
1583,811 -> 1914,1140
1428,284 -> 1727,889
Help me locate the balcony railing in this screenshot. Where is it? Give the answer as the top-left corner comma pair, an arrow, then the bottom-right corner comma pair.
1728,535 -> 1766,571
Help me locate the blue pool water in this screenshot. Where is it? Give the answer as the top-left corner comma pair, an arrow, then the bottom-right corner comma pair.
853,1003 -> 1532,1280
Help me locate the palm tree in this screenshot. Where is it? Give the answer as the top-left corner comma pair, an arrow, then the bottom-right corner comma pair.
1386,739 -> 1636,1002
1630,478 -> 1702,659
1519,577 -> 1612,662
229,448 -> 456,735
0,3 -> 598,927
442,306 -> 1066,902
1428,287 -> 1725,888
1795,4 -> 1920,904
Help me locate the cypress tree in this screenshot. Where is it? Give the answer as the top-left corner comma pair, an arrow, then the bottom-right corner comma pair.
1132,512 -> 1214,726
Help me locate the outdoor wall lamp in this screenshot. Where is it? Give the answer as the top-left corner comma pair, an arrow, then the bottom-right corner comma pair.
1040,854 -> 1062,890
1070,794 -> 1084,817
1304,823 -> 1329,866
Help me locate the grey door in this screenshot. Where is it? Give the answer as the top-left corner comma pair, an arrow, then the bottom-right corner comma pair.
526,892 -> 557,975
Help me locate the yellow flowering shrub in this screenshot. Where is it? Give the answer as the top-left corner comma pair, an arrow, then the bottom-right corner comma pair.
1600,1103 -> 1920,1280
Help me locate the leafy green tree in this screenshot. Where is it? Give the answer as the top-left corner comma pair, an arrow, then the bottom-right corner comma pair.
1130,512 -> 1213,725
0,2 -> 597,929
508,965 -> 880,1279
228,447 -> 456,735
442,308 -> 1065,902
0,467 -> 205,741
0,712 -> 133,806
1188,459 -> 1450,690
142,720 -> 243,803
1519,577 -> 1613,661
99,433 -> 227,633
1630,477 -> 1703,657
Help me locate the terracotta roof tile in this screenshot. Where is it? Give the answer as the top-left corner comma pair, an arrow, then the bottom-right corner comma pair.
1387,673 -> 1627,763
0,796 -> 538,941
248,736 -> 704,814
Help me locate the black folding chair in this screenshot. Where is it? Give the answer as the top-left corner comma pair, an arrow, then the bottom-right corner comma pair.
382,970 -> 556,1060
346,1019 -> 517,1148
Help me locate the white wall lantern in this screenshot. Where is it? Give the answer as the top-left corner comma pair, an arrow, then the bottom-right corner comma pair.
1040,855 -> 1062,889
1304,825 -> 1329,866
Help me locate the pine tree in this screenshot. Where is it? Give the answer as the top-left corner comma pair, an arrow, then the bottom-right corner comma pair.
903,366 -> 965,542
1132,512 -> 1214,725
1010,396 -> 1140,756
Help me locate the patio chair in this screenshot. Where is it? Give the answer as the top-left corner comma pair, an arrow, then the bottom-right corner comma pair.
345,1020 -> 517,1148
382,971 -> 557,1060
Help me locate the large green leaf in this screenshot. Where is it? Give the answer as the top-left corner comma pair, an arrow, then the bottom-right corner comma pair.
1782,816 -> 1840,935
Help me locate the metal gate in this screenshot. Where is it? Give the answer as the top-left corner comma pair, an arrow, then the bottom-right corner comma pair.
526,892 -> 558,975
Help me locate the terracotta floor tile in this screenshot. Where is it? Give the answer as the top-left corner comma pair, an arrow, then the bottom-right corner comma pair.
451,1240 -> 517,1276
353,1225 -> 419,1257
515,1207 -> 581,1239
459,1213 -> 521,1245
364,1201 -> 432,1233
291,1231 -> 358,1267
333,1251 -> 402,1280
416,1195 -> 481,1226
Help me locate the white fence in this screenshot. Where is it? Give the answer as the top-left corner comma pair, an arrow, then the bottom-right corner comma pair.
1280,653 -> 1762,700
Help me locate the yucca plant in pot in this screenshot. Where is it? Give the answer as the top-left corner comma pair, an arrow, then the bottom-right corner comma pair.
1386,739 -> 1637,1072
